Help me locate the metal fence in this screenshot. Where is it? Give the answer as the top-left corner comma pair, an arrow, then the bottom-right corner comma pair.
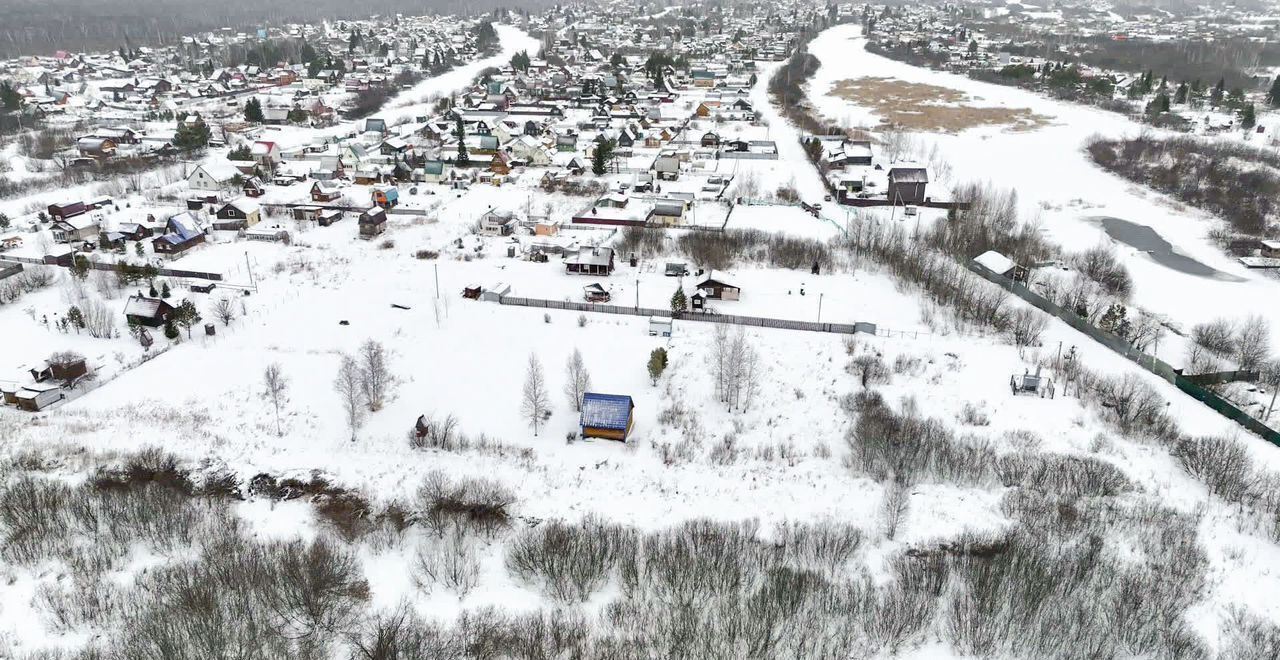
967,261 -> 1280,447
496,295 -> 876,336
0,256 -> 223,281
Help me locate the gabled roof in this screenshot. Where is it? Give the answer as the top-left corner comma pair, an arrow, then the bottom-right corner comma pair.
580,393 -> 633,430
124,295 -> 170,318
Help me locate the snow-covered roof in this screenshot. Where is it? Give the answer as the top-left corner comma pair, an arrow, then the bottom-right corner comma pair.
580,393 -> 633,430
124,295 -> 167,318
974,250 -> 1015,275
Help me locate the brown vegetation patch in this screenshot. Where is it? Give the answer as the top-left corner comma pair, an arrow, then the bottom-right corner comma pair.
829,77 -> 1051,133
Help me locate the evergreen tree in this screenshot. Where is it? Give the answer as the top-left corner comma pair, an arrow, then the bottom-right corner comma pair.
173,299 -> 201,338
0,80 -> 21,112
148,282 -> 158,297
173,118 -> 211,151
454,116 -> 469,166
1269,76 -> 1280,108
1210,78 -> 1225,106
671,286 -> 687,314
1173,82 -> 1188,105
160,282 -> 171,298
591,138 -> 614,176
135,241 -> 145,258
647,348 -> 668,385
163,317 -> 180,340
66,306 -> 85,333
70,254 -> 91,280
1241,103 -> 1257,130
244,97 -> 265,123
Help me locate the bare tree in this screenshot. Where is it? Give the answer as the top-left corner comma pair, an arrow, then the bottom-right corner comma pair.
211,297 -> 237,326
1235,315 -> 1271,372
712,327 -> 760,412
1192,318 -> 1236,357
880,478 -> 911,540
359,339 -> 394,411
335,354 -> 365,441
413,525 -> 480,597
522,353 -> 550,436
264,363 -> 289,437
1007,307 -> 1047,354
563,348 -> 592,412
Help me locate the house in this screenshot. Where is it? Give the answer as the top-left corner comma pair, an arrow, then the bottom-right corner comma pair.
241,176 -> 265,198
887,167 -> 929,205
153,212 -> 207,255
583,283 -> 610,302
48,202 -> 87,220
697,276 -> 740,301
664,262 -> 689,277
29,355 -> 88,385
214,198 -> 262,230
490,151 -> 513,175
565,246 -> 615,276
358,207 -> 387,239
579,393 -> 635,441
311,180 -> 342,202
250,141 -> 282,168
187,162 -> 240,191
479,282 -> 511,302
124,294 -> 174,327
51,215 -> 99,243
417,160 -> 448,184
700,131 -> 720,147
318,209 -> 344,227
654,156 -> 680,180
478,209 -> 515,236
649,316 -> 673,337
13,384 -> 63,411
371,186 -> 399,209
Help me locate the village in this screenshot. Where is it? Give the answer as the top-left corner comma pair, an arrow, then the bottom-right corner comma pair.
3,0 -> 1280,657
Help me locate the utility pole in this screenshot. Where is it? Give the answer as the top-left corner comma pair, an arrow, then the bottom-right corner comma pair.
433,263 -> 440,299
635,278 -> 640,310
817,292 -> 824,323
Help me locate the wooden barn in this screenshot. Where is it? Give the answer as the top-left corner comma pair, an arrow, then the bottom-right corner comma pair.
887,167 -> 929,205
696,276 -> 740,301
579,393 -> 635,441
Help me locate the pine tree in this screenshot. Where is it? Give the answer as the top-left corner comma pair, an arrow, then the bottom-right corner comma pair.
148,282 -> 158,297
163,317 -> 180,340
1241,103 -> 1257,130
647,347 -> 668,385
454,116 -> 469,166
160,282 -> 171,298
591,138 -> 614,176
244,97 -> 265,123
671,286 -> 687,314
1269,76 -> 1280,108
1174,82 -> 1188,105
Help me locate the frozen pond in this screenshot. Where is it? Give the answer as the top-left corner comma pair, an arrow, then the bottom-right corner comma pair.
1095,216 -> 1244,281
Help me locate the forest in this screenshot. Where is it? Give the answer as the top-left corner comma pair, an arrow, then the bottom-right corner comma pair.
0,0 -> 552,57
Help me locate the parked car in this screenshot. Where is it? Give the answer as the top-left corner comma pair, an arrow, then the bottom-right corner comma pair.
904,205 -> 918,217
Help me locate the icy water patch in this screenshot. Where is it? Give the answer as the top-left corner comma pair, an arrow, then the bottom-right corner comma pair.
1094,216 -> 1245,281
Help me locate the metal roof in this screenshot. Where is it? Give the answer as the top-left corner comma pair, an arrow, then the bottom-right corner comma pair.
580,393 -> 633,430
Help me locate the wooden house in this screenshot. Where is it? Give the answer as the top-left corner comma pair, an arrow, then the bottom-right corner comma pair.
214,198 -> 262,230
152,212 -> 207,255
124,294 -> 174,327
887,167 -> 929,205
50,215 -> 99,243
48,201 -> 87,220
358,207 -> 387,239
579,393 -> 635,441
696,276 -> 740,301
565,246 -> 615,276
311,180 -> 342,202
242,176 -> 265,197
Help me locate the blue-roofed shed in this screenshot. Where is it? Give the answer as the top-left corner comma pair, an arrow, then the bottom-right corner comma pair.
580,393 -> 635,441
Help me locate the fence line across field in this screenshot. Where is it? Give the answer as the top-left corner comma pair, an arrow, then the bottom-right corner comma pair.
494,295 -> 877,336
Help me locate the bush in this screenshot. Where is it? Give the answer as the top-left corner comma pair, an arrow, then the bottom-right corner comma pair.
1173,435 -> 1255,502
416,470 -> 516,537
507,516 -> 638,602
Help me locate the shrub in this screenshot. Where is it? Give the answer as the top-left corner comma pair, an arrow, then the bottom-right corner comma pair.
507,516 -> 638,602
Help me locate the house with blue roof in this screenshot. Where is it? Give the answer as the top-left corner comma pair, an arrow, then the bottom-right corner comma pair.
579,393 -> 635,441
152,212 -> 208,255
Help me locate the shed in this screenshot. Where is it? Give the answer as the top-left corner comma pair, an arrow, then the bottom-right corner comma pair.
649,316 -> 672,337
580,393 -> 635,441
887,167 -> 929,205
479,282 -> 511,302
973,250 -> 1016,277
583,283 -> 610,302
15,384 -> 63,411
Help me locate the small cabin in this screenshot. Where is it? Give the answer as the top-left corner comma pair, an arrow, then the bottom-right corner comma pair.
371,186 -> 399,209
583,283 -> 610,302
696,277 -> 740,301
580,393 -> 635,441
124,294 -> 175,327
358,207 -> 387,238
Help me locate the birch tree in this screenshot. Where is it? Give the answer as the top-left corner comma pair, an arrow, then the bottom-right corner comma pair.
359,339 -> 394,411
263,363 -> 288,437
522,353 -> 550,436
563,348 -> 592,412
335,354 -> 365,441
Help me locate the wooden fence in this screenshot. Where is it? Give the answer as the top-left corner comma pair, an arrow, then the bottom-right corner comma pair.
495,295 -> 877,336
